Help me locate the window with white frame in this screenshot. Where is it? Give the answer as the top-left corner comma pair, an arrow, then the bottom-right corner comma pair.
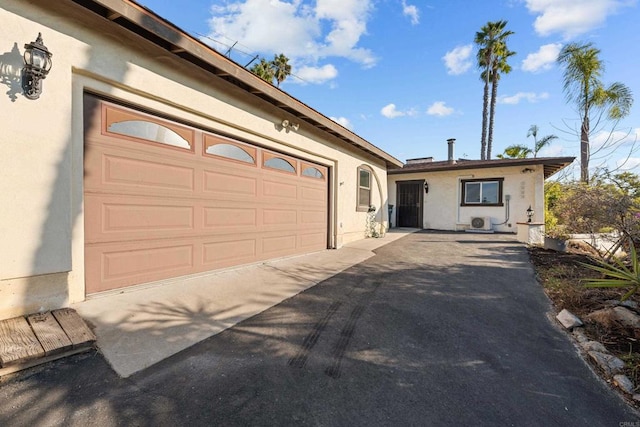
461,178 -> 503,206
357,167 -> 372,211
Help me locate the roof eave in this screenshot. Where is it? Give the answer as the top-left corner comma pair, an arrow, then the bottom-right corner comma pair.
70,0 -> 403,168
388,157 -> 576,179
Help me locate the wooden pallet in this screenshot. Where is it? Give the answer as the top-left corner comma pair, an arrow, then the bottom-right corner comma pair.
0,308 -> 95,376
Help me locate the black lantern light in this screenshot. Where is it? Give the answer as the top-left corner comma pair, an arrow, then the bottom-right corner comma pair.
424,181 -> 429,193
23,33 -> 53,100
526,205 -> 534,223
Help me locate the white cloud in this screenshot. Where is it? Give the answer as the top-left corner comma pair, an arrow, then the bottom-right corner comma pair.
590,128 -> 640,172
617,157 -> 640,171
442,44 -> 473,75
209,1 -> 317,57
315,0 -> 377,67
537,144 -> 566,157
427,101 -> 454,117
522,43 -> 562,73
402,1 -> 420,25
591,127 -> 640,150
381,103 -> 411,118
330,116 -> 353,129
498,92 -> 550,105
206,0 -> 377,85
525,0 -> 635,39
296,64 -> 338,84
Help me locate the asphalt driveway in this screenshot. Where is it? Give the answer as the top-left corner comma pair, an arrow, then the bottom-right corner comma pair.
1,231 -> 638,426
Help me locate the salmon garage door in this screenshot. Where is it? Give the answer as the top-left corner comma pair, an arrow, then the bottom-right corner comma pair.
83,95 -> 328,294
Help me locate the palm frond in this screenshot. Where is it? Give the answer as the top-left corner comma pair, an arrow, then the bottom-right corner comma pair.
580,243 -> 640,300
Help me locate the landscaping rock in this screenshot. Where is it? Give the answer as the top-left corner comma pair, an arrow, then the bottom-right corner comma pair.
588,351 -> 625,376
613,375 -> 635,394
606,299 -> 639,311
586,308 -> 619,329
612,306 -> 640,329
581,340 -> 608,353
572,328 -> 589,343
586,306 -> 640,330
557,309 -> 583,329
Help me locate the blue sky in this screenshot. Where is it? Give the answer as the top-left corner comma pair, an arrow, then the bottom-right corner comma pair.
137,0 -> 640,176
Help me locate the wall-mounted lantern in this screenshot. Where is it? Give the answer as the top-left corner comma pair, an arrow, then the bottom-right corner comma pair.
526,205 -> 534,223
22,33 -> 53,100
424,181 -> 429,193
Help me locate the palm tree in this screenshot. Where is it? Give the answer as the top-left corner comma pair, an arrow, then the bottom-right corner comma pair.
487,43 -> 515,159
250,58 -> 275,83
477,54 -> 490,161
475,20 -> 514,160
557,42 -> 633,182
527,125 -> 558,158
496,144 -> 532,159
272,54 -> 291,88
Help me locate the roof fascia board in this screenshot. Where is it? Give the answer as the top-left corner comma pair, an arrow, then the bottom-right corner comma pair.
389,157 -> 575,176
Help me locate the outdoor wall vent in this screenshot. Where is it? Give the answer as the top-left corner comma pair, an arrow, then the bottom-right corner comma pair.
469,216 -> 492,231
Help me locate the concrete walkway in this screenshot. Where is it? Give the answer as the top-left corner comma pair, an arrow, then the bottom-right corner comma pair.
73,229 -> 417,377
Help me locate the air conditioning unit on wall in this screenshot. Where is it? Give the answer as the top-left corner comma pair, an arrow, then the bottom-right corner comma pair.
469,216 -> 492,231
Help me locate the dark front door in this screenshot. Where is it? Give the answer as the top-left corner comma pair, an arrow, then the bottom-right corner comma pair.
397,181 -> 423,228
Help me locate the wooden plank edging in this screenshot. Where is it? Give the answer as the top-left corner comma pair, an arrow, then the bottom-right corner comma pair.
27,312 -> 73,356
0,317 -> 45,366
0,308 -> 95,373
52,308 -> 96,347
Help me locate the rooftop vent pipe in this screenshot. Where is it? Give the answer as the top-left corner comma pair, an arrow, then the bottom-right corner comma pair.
447,138 -> 456,164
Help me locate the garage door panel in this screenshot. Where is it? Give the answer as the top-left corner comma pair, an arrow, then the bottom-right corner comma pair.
103,203 -> 194,234
85,243 -> 196,293
86,135 -> 198,165
203,206 -> 257,228
262,179 -> 297,200
103,154 -> 196,191
85,194 -> 199,242
202,239 -> 257,267
299,232 -> 327,249
263,208 -> 297,226
203,170 -> 257,196
84,148 -> 197,195
262,234 -> 297,255
84,95 -> 328,294
301,210 -> 326,226
103,245 -> 194,280
300,186 -> 326,204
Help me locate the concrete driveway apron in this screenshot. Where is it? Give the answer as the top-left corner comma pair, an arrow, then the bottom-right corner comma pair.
1,231 -> 638,426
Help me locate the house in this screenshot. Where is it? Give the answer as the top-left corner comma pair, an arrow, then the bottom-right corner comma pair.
388,139 -> 574,232
0,0 -> 403,320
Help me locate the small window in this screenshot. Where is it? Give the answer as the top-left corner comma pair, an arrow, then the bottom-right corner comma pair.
108,120 -> 191,149
357,167 -> 372,210
206,143 -> 255,164
264,157 -> 296,173
302,167 -> 324,179
461,178 -> 503,206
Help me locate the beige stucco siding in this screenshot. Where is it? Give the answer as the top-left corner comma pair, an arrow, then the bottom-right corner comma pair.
388,165 -> 544,232
0,0 -> 389,319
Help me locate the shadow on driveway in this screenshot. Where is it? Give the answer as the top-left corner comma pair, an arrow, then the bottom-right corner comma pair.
1,231 -> 638,426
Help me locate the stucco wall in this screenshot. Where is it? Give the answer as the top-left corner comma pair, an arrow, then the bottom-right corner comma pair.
388,165 -> 544,232
0,0 -> 388,319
